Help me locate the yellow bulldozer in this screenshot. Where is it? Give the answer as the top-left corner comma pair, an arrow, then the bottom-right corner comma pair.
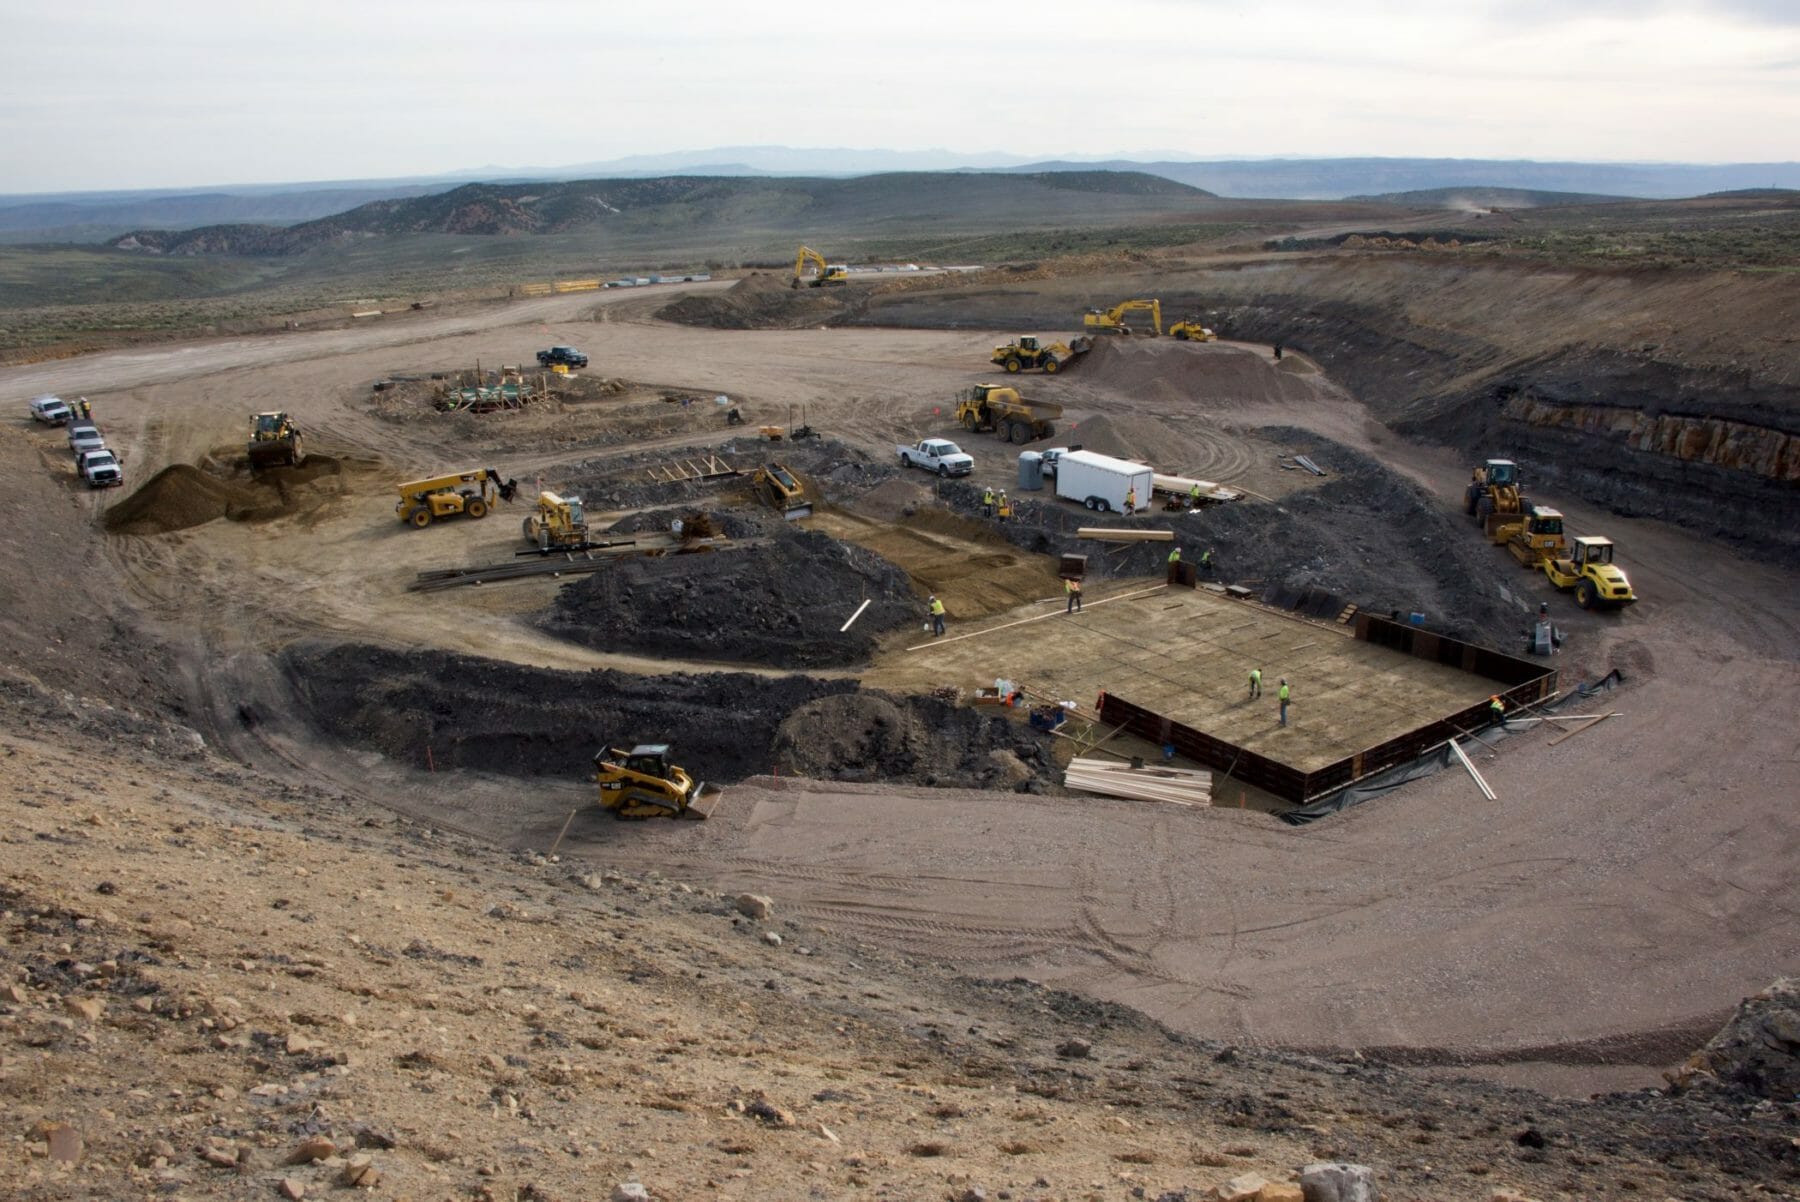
1465,458 -> 1529,536
247,411 -> 304,469
792,245 -> 849,289
1489,505 -> 1568,567
522,491 -> 590,550
395,467 -> 515,529
991,335 -> 1091,374
1083,298 -> 1162,337
751,463 -> 812,520
955,384 -> 1062,444
1168,317 -> 1216,342
1543,536 -> 1638,610
594,743 -> 724,820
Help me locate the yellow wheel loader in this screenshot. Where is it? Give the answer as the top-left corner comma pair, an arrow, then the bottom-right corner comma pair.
752,463 -> 812,520
594,743 -> 724,820
991,335 -> 1091,374
1083,298 -> 1162,337
395,467 -> 515,529
1542,536 -> 1638,610
1465,458 -> 1529,536
522,491 -> 591,551
247,411 -> 304,469
792,245 -> 849,289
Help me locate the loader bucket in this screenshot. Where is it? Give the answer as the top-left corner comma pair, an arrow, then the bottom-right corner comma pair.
684,783 -> 725,820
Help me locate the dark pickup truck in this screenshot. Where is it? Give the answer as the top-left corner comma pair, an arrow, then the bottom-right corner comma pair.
537,346 -> 589,369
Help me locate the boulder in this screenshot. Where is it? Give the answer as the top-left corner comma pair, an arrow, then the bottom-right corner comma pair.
1300,1163 -> 1376,1202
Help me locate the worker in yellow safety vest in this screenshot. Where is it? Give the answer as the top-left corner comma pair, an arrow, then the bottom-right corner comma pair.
1125,487 -> 1137,515
928,595 -> 946,637
1278,679 -> 1291,727
1188,482 -> 1201,509
982,487 -> 995,516
1248,668 -> 1262,699
1065,577 -> 1082,613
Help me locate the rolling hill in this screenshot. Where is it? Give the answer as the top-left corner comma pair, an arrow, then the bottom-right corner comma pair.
106,172 -> 1216,257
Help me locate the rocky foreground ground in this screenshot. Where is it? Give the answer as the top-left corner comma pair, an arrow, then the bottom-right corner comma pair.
3,682 -> 1796,1202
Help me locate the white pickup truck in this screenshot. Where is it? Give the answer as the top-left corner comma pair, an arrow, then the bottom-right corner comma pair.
77,448 -> 123,488
30,395 -> 72,425
897,438 -> 974,477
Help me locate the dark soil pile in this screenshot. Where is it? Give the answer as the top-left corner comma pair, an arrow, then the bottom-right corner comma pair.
938,429 -> 1528,644
557,439 -> 887,516
282,642 -> 857,784
656,271 -> 856,330
773,691 -> 1056,791
1669,978 -> 1800,1100
104,457 -> 346,535
539,527 -> 917,669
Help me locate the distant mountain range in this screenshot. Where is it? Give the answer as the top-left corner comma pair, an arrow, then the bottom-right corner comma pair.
104,172 -> 1212,257
5,150 -> 1799,244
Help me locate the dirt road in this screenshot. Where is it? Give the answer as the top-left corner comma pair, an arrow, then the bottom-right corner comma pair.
10,288 -> 1797,1096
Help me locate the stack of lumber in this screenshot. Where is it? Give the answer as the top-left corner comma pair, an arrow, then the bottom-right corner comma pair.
1064,757 -> 1212,806
1152,472 -> 1242,503
1077,527 -> 1174,542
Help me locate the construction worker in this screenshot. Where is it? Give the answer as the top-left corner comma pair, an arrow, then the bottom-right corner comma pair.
982,486 -> 996,517
1248,668 -> 1262,700
997,492 -> 1013,523
1065,577 -> 1082,613
77,397 -> 92,420
1278,678 -> 1291,727
1488,694 -> 1506,724
1273,342 -> 1284,362
1200,548 -> 1214,574
1188,482 -> 1201,509
928,595 -> 946,637
1166,545 -> 1181,583
1125,486 -> 1137,516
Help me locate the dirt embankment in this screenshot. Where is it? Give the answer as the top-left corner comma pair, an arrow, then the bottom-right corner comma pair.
774,692 -> 1055,791
539,527 -> 918,669
656,271 -> 859,330
282,642 -> 856,783
104,456 -> 351,536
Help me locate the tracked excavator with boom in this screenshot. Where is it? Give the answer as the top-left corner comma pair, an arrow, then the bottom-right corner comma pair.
792,245 -> 848,289
594,743 -> 723,820
1083,298 -> 1162,337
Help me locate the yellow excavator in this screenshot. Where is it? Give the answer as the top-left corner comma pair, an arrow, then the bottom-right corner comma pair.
751,463 -> 812,520
991,335 -> 1091,374
522,491 -> 590,550
1543,536 -> 1638,610
792,245 -> 849,289
594,743 -> 724,820
1083,298 -> 1162,337
395,468 -> 516,529
247,411 -> 304,469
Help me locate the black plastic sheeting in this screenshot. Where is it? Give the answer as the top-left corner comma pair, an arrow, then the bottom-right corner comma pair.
1279,669 -> 1624,826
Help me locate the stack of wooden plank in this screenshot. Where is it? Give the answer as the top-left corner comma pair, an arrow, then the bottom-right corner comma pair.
1064,757 -> 1212,806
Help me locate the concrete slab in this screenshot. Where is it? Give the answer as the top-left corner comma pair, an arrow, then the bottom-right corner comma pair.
878,582 -> 1499,773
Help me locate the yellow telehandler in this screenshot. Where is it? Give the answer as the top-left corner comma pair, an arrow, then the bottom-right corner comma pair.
792,245 -> 849,289
395,468 -> 515,529
594,743 -> 724,820
1083,298 -> 1162,337
522,491 -> 590,550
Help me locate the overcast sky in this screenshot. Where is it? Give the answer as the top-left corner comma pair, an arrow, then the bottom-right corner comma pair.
3,0 -> 1798,193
